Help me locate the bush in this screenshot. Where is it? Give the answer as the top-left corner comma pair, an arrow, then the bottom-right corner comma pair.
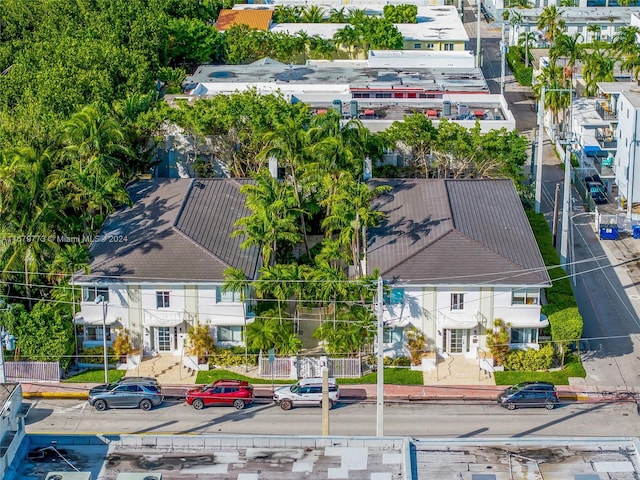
210,348 -> 258,367
503,344 -> 555,371
78,346 -> 118,365
383,356 -> 411,367
506,47 -> 533,86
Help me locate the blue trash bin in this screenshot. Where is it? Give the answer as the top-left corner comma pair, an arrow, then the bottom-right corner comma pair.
634,225 -> 640,239
600,225 -> 619,240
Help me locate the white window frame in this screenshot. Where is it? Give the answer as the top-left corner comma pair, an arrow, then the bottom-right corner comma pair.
216,288 -> 241,303
510,327 -> 538,344
83,286 -> 109,303
156,291 -> 170,308
217,325 -> 243,342
383,327 -> 404,344
84,325 -> 112,341
451,293 -> 464,311
511,288 -> 539,305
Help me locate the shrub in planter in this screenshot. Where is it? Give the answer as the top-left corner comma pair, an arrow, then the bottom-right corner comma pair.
112,328 -> 136,362
79,345 -> 118,365
210,348 -> 246,367
406,326 -> 426,366
503,344 -> 554,371
186,322 -> 215,364
486,319 -> 510,366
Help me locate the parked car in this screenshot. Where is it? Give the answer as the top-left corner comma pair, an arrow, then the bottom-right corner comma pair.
497,382 -> 558,410
186,379 -> 254,410
88,381 -> 163,411
273,377 -> 340,410
590,189 -> 608,204
89,376 -> 159,394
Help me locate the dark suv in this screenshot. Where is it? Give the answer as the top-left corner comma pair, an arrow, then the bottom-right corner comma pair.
88,380 -> 163,411
497,382 -> 558,410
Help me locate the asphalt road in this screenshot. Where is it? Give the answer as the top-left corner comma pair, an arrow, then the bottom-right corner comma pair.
25,398 -> 640,437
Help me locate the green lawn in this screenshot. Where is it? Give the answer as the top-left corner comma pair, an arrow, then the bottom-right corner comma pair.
63,369 -> 126,383
195,367 -> 423,385
494,359 -> 586,386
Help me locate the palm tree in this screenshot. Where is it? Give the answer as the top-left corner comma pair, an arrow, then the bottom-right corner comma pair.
0,146 -> 60,308
223,266 -> 253,369
258,115 -> 312,255
537,6 -> 565,46
301,5 -> 324,23
59,105 -> 132,178
518,31 -> 536,67
550,33 -> 583,79
328,7 -> 349,23
612,26 -> 640,80
586,24 -> 601,44
532,64 -> 569,128
581,46 -> 616,97
233,169 -> 302,267
333,25 -> 358,59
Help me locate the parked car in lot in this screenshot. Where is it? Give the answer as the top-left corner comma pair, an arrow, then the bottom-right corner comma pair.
273,377 -> 340,410
88,381 -> 163,411
591,189 -> 608,204
497,382 -> 558,410
186,379 -> 254,410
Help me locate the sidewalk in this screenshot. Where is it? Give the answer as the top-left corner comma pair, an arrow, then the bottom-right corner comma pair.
19,381 -> 629,403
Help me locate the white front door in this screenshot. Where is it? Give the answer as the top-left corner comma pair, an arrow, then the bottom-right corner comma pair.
156,327 -> 173,352
444,329 -> 469,354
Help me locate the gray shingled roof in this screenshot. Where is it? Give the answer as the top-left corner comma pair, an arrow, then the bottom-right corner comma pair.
366,179 -> 551,286
74,178 -> 260,284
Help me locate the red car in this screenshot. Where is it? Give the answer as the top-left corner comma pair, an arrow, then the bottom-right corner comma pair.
186,379 -> 254,410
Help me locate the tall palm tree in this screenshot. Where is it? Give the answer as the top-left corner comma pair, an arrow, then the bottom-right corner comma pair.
581,46 -> 616,97
233,169 -> 302,267
328,7 -> 349,23
550,33 -> 583,79
537,6 -> 565,46
333,25 -> 358,59
0,146 -> 60,308
519,31 -> 536,67
258,112 -> 312,255
612,26 -> 640,80
301,5 -> 324,23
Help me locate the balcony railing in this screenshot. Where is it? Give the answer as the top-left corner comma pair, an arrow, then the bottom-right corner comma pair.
595,128 -> 617,149
596,101 -> 617,121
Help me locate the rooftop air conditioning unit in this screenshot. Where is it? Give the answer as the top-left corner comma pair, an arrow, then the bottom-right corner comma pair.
45,473 -> 92,480
117,474 -> 163,480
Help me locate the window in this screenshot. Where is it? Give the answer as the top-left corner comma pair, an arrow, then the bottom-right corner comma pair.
384,288 -> 404,305
511,289 -> 539,305
156,291 -> 170,308
85,326 -> 111,341
425,43 -> 434,50
383,327 -> 403,344
414,43 -> 421,49
444,43 -> 454,51
510,328 -> 538,344
217,325 -> 243,342
451,293 -> 464,310
83,286 -> 109,303
216,288 -> 241,303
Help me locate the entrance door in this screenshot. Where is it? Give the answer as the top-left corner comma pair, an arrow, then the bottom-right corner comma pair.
157,327 -> 172,352
444,329 -> 468,354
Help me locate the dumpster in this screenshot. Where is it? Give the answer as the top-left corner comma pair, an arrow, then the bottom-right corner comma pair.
599,225 -> 619,240
634,225 -> 640,239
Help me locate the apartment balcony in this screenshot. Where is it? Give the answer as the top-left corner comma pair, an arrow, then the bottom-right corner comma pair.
596,101 -> 617,121
595,127 -> 617,149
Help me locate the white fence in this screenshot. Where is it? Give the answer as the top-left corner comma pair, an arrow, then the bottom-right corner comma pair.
258,354 -> 362,379
5,361 -> 60,382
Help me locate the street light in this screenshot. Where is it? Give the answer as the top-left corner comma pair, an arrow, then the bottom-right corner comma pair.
95,294 -> 109,384
376,276 -> 384,437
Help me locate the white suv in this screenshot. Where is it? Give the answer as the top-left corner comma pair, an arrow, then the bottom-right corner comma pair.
273,377 -> 340,410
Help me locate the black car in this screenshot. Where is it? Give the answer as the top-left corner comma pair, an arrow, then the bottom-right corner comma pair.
591,190 -> 608,204
497,382 -> 558,410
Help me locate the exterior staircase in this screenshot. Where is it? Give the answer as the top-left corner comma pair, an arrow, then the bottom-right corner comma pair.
124,354 -> 197,385
422,354 -> 494,386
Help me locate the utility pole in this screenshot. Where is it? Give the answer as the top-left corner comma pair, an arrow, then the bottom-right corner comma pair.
500,21 -> 506,96
535,87 -> 546,213
376,276 -> 384,438
560,90 -> 574,270
552,183 -> 560,247
322,367 -> 329,435
475,0 -> 482,68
